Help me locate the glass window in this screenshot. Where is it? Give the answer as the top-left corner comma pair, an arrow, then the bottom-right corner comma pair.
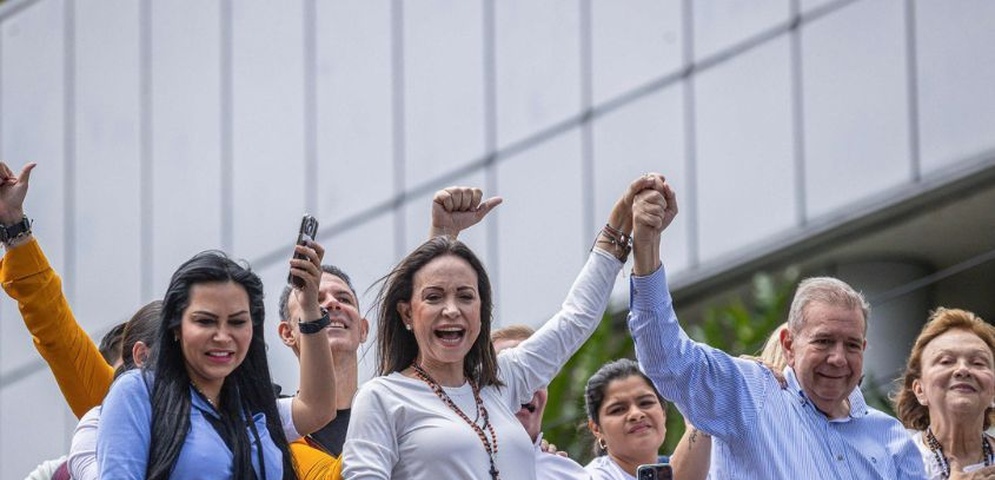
802,0 -> 911,218
316,0 -> 395,222
403,0 -> 486,189
0,373 -> 72,475
496,131 -> 583,328
1,0 -> 67,265
695,37 -> 796,262
495,0 -> 581,148
592,86 -> 690,273
591,0 -> 683,105
694,0 -> 789,61
917,2 -> 995,172
75,1 -> 143,319
230,0 -> 307,260
150,1 -> 225,293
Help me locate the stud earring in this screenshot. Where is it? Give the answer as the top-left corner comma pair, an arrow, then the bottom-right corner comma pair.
405,324 -> 412,331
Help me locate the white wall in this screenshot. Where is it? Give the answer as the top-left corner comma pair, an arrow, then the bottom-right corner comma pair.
2,0 -> 994,475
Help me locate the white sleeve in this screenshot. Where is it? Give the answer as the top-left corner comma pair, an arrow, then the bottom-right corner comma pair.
68,406 -> 102,480
341,381 -> 398,479
277,396 -> 301,441
24,455 -> 67,480
498,250 -> 620,406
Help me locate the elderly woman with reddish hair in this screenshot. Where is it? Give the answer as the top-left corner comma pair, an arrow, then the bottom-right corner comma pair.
895,308 -> 995,479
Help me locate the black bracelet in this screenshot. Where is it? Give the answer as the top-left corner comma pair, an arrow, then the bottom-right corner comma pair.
298,308 -> 330,334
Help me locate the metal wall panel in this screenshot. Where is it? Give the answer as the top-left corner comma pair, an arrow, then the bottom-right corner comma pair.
590,0 -> 682,105
695,38 -> 796,262
494,0 -> 580,148
495,130 -> 583,328
402,0 -> 485,190
803,0 -> 911,218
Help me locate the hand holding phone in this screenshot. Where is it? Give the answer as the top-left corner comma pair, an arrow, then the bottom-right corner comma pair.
636,463 -> 673,480
288,214 -> 319,288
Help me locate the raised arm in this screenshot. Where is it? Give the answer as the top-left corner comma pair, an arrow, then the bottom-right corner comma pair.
287,240 -> 337,435
498,175 -> 660,403
0,162 -> 113,417
628,176 -> 771,439
427,186 -> 502,239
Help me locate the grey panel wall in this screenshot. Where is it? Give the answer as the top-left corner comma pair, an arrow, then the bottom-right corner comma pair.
1,0 -> 994,475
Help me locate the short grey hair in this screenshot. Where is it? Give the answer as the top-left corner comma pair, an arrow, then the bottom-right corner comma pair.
787,277 -> 869,333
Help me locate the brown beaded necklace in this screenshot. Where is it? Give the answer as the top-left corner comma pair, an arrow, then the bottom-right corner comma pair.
924,427 -> 993,478
411,363 -> 500,480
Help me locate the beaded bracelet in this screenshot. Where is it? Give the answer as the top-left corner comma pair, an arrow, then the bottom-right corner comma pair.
593,223 -> 632,263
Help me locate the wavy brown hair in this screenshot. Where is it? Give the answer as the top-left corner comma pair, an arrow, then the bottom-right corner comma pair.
375,236 -> 501,387
893,307 -> 995,431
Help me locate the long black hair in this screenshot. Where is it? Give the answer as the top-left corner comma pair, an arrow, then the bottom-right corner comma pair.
145,251 -> 296,480
375,236 -> 501,387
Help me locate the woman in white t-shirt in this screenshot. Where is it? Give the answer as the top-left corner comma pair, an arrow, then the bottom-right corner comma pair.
584,359 -> 669,480
894,308 -> 995,479
342,175 -> 666,480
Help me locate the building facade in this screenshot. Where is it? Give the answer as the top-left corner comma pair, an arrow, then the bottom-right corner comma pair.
1,0 -> 993,475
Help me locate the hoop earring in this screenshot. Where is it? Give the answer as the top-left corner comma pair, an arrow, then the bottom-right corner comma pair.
597,437 -> 607,452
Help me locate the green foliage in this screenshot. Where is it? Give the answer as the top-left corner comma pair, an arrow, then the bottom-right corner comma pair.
543,310 -> 634,461
542,269 -> 799,465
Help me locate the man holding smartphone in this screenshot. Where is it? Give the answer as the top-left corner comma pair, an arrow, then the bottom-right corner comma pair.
275,186 -> 501,478
277,260 -> 368,478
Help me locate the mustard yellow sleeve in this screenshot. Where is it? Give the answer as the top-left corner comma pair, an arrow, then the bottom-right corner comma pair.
0,237 -> 114,418
291,439 -> 343,480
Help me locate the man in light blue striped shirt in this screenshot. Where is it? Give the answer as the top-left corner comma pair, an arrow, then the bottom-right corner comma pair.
626,176 -> 925,479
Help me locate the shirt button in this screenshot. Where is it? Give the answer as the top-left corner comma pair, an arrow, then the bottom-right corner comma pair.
836,455 -> 843,461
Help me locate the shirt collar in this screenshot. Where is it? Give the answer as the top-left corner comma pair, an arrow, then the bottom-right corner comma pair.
783,367 -> 869,421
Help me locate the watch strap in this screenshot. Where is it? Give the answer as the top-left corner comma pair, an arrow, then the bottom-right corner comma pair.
0,215 -> 32,244
298,308 -> 330,334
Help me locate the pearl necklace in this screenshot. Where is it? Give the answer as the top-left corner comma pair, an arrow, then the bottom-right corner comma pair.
411,363 -> 500,480
924,427 -> 993,478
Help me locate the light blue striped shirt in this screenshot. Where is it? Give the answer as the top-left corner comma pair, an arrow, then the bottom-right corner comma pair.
628,265 -> 926,479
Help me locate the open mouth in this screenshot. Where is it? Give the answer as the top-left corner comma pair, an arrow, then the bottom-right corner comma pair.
520,402 -> 536,413
328,320 -> 348,330
435,327 -> 466,345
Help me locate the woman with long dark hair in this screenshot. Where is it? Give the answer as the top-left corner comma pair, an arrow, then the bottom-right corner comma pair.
98,243 -> 336,479
342,175 -> 663,480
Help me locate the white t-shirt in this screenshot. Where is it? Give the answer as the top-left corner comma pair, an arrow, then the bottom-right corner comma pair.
911,429 -> 994,480
342,250 -> 621,480
585,454 -> 635,480
534,432 -> 591,480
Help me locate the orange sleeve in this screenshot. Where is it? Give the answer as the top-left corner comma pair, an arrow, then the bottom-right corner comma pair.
0,237 -> 114,418
291,439 -> 343,480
